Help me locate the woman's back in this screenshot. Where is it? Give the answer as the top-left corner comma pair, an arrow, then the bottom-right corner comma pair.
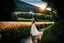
31,23 -> 38,36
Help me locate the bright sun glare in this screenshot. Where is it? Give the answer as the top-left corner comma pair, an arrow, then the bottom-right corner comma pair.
39,4 -> 47,10
38,2 -> 51,11
38,2 -> 48,11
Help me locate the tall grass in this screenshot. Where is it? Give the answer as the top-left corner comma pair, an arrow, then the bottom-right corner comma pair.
0,22 -> 31,32
0,22 -> 53,42
0,22 -> 31,41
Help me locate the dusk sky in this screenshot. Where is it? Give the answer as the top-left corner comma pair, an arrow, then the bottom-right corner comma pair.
20,0 -> 51,11
20,0 -> 47,8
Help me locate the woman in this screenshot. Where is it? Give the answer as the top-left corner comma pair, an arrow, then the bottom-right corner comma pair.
31,18 -> 38,43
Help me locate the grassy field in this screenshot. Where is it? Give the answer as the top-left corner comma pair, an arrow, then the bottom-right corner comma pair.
17,18 -> 53,22
14,12 -> 44,15
17,18 -> 32,22
18,18 -> 32,20
14,12 -> 53,22
14,12 -> 28,15
0,22 -> 54,32
0,22 -> 54,41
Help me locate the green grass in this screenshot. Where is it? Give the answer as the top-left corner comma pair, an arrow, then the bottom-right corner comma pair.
14,12 -> 28,15
14,12 -> 53,22
41,24 -> 55,43
14,12 -> 44,15
37,20 -> 53,22
17,18 -> 32,22
1,26 -> 31,40
17,18 -> 32,21
18,18 -> 32,20
17,18 -> 53,22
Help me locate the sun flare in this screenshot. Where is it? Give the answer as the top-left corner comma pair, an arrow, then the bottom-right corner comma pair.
40,4 -> 47,10
38,2 -> 47,11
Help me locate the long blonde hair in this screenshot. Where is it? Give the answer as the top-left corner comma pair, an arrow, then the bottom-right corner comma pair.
32,18 -> 35,24
31,18 -> 36,27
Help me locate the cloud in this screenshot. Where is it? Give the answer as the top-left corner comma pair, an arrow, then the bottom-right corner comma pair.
20,0 -> 41,2
20,0 -> 47,8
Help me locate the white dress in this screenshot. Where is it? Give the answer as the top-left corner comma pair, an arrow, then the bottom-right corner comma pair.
31,23 -> 38,36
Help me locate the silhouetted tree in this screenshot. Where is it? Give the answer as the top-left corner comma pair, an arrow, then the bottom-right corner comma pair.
0,0 -> 16,21
42,0 -> 64,22
41,0 -> 64,43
